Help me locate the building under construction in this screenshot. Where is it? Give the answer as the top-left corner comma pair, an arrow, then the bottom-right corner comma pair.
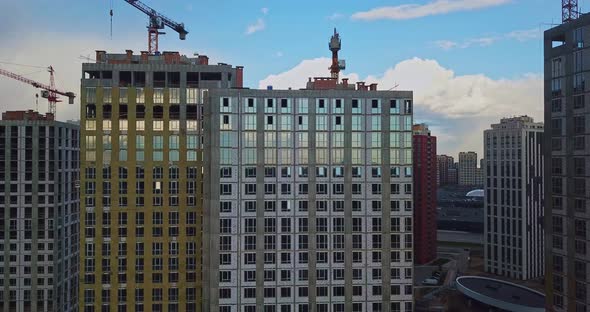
79,50 -> 243,312
79,28 -> 416,312
544,7 -> 590,312
202,30 -> 415,312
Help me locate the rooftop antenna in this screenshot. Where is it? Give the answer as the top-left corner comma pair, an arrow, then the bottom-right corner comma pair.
562,0 -> 579,23
329,28 -> 345,79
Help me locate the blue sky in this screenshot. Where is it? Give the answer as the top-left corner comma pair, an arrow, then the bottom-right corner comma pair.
4,0 -> 558,84
0,0 -> 563,156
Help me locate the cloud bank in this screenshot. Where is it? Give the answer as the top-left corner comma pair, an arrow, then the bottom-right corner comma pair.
352,0 -> 511,21
259,57 -> 542,155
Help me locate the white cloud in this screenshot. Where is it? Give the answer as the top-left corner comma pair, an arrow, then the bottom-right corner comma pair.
435,28 -> 539,50
328,13 -> 344,20
351,0 -> 511,21
258,57 -> 542,155
261,7 -> 269,15
465,36 -> 498,47
435,40 -> 458,50
506,28 -> 541,41
245,18 -> 266,35
275,51 -> 284,57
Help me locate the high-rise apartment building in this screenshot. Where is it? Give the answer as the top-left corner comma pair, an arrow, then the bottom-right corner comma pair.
0,110 -> 80,312
79,50 -> 243,312
483,116 -> 544,280
436,155 -> 454,186
412,124 -> 437,265
202,77 -> 415,312
545,15 -> 590,311
448,165 -> 458,185
458,152 -> 478,186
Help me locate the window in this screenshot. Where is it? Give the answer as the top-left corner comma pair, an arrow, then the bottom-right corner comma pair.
221,184 -> 232,195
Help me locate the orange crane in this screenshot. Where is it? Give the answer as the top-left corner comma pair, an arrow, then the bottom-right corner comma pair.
0,66 -> 75,117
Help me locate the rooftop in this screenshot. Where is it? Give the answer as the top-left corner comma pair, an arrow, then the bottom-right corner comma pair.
489,115 -> 544,130
413,123 -> 431,136
2,110 -> 54,121
456,276 -> 544,312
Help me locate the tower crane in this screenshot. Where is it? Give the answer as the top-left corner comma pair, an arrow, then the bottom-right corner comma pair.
0,66 -> 76,117
122,0 -> 188,54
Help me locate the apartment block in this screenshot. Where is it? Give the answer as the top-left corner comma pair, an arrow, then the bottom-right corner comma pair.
545,15 -> 590,311
0,110 -> 80,312
437,155 -> 454,186
483,116 -> 544,280
203,79 -> 415,312
79,50 -> 243,312
412,124 -> 437,265
448,166 -> 458,185
458,152 -> 478,186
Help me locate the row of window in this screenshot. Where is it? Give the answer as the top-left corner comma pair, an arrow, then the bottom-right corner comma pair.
221,115 -> 412,132
220,183 -> 412,196
218,302 -> 413,312
217,251 -> 414,266
84,166 -> 199,179
219,97 -> 413,115
219,284 -> 413,299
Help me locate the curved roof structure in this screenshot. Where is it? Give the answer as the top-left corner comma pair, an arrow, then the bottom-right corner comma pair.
455,276 -> 545,312
465,189 -> 484,197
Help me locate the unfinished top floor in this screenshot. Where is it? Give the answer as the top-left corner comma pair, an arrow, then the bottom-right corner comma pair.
82,50 -> 243,89
489,116 -> 544,131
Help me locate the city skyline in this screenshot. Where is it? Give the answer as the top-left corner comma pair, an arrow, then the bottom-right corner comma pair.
0,1 -> 584,311
0,0 -> 559,156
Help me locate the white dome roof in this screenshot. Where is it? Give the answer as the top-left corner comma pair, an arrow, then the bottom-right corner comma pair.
466,189 -> 484,197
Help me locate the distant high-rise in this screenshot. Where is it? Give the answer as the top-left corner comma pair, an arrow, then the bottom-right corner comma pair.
437,155 -> 454,186
483,116 -> 544,280
458,152 -> 478,186
413,124 -> 437,265
79,50 -> 243,311
0,110 -> 80,312
544,15 -> 590,311
476,158 -> 485,186
448,164 -> 458,185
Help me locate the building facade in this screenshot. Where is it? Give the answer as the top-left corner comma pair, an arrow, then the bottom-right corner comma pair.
437,155 -> 454,186
545,16 -> 590,311
203,83 -> 415,312
448,166 -> 458,185
412,124 -> 437,265
483,116 -> 544,280
79,50 -> 243,312
458,152 -> 478,186
0,110 -> 80,312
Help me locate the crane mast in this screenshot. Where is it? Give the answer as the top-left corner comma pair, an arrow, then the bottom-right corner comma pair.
123,0 -> 188,54
0,66 -> 76,117
562,0 -> 579,23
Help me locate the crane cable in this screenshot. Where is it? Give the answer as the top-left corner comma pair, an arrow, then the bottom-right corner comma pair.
0,61 -> 46,69
110,0 -> 114,39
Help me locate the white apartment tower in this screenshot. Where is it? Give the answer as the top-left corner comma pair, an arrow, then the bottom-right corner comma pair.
203,85 -> 415,312
483,116 -> 544,280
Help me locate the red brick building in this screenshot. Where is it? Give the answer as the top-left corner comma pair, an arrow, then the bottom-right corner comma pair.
413,124 -> 438,264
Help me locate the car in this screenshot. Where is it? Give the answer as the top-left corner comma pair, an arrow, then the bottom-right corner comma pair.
422,278 -> 438,286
